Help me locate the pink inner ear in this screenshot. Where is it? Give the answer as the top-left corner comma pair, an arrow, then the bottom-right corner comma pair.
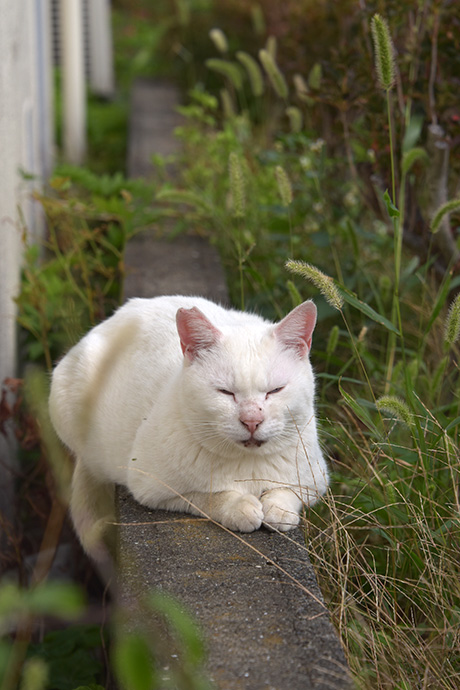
274,301 -> 317,356
176,307 -> 222,362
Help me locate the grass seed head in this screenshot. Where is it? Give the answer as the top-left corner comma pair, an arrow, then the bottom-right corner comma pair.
236,51 -> 265,97
206,58 -> 243,91
371,14 -> 396,91
430,198 -> 460,234
275,166 -> 293,206
228,152 -> 246,218
209,28 -> 228,54
259,49 -> 288,100
285,106 -> 303,133
326,325 -> 340,356
220,88 -> 235,118
445,293 -> 460,346
286,260 -> 344,310
376,395 -> 414,427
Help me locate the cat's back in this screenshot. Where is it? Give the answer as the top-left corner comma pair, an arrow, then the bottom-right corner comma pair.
117,294 -> 265,330
130,295 -> 266,328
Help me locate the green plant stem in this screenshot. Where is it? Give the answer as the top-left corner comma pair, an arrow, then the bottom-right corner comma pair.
40,314 -> 53,372
384,85 -> 402,392
1,628 -> 31,690
239,254 -> 245,311
237,228 -> 245,311
387,90 -> 397,209
288,207 -> 294,258
341,313 -> 376,406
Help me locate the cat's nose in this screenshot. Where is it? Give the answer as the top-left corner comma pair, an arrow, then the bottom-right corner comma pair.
240,416 -> 264,435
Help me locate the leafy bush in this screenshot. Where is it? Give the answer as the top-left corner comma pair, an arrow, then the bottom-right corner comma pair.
16,167 -> 158,369
0,582 -> 87,690
150,7 -> 460,687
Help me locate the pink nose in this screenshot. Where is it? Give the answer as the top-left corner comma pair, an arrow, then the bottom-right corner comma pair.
240,416 -> 264,435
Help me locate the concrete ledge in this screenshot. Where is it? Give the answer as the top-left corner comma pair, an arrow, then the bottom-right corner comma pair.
124,233 -> 228,306
116,78 -> 351,689
117,492 -> 349,689
127,78 -> 183,178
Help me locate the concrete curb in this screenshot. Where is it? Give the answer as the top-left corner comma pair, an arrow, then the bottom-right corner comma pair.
117,495 -> 350,690
116,78 -> 352,689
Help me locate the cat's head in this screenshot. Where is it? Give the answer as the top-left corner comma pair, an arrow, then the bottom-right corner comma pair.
175,302 -> 318,456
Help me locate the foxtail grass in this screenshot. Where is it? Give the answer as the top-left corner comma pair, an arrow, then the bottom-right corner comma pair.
444,292 -> 460,346
258,48 -> 288,100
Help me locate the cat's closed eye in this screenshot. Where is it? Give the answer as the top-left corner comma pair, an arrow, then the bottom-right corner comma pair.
218,388 -> 235,397
218,387 -> 285,397
267,386 -> 285,395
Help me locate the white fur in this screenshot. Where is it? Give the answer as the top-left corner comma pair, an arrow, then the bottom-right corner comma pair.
49,295 -> 329,558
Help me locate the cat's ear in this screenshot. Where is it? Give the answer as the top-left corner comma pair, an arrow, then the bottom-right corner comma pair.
176,307 -> 222,363
274,300 -> 317,357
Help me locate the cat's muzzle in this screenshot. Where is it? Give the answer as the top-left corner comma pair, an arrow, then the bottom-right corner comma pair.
242,437 -> 265,448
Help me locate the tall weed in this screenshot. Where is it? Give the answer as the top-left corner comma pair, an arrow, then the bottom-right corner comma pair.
16,167 -> 157,369
158,12 -> 460,687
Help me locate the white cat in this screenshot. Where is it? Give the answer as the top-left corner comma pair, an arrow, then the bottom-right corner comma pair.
49,295 -> 329,559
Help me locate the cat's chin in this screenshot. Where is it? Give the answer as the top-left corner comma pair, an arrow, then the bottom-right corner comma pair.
241,438 -> 265,448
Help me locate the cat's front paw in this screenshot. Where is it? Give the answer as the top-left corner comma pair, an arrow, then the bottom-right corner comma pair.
260,491 -> 301,532
222,493 -> 264,532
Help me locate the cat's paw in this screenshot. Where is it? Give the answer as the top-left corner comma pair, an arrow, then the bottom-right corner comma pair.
222,493 -> 264,532
260,491 -> 300,532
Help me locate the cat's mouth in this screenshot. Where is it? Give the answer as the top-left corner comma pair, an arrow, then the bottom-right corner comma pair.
242,437 -> 265,448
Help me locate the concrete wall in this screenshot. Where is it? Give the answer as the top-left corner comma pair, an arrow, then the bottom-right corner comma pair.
0,0 -> 54,539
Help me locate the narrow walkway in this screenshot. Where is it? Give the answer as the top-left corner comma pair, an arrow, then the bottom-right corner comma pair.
117,78 -> 351,689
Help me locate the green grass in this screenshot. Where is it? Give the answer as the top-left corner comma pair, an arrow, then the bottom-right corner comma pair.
150,10 -> 460,686
307,409 -> 460,688
6,2 -> 460,688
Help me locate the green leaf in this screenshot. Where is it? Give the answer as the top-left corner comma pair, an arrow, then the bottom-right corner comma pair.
26,627 -> 104,690
401,147 -> 429,175
27,583 -> 85,618
424,269 -> 452,336
445,416 -> 460,434
0,641 -> 12,684
337,284 -> 400,335
383,189 -> 400,218
402,114 -> 424,152
27,341 -> 46,361
155,188 -> 211,212
339,382 -> 381,437
149,592 -> 205,667
112,634 -> 156,690
0,583 -> 22,617
0,583 -> 81,629
18,657 -> 49,690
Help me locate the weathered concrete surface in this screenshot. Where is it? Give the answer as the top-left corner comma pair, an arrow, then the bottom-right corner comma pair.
118,492 -> 350,690
127,78 -> 183,178
117,78 -> 352,689
124,232 -> 228,306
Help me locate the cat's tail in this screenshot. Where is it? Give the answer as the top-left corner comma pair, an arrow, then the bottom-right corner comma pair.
70,458 -> 115,563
